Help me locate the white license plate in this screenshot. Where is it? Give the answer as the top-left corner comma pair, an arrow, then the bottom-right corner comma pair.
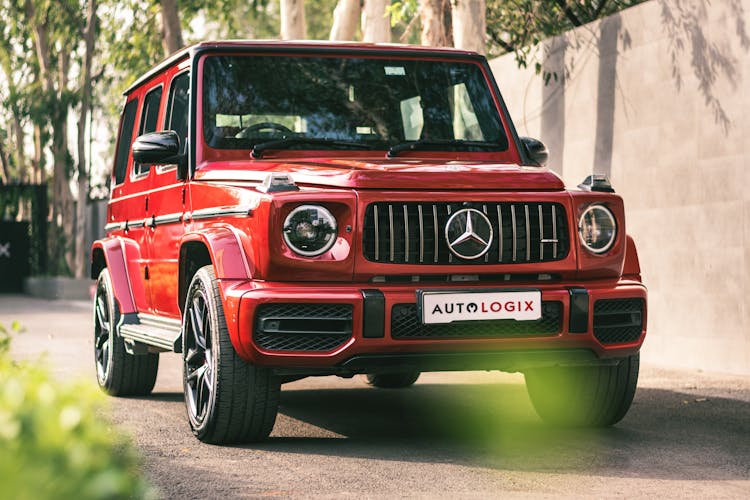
419,290 -> 542,324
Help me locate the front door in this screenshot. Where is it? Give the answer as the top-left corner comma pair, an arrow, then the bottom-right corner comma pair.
146,69 -> 190,318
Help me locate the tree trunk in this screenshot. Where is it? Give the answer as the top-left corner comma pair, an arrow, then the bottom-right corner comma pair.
451,0 -> 485,54
26,0 -> 75,274
11,116 -> 26,181
74,0 -> 98,279
419,0 -> 451,47
0,135 -> 8,184
55,49 -> 75,274
280,0 -> 307,39
25,0 -> 54,92
33,124 -> 44,184
361,0 -> 390,42
160,0 -> 184,56
330,0 -> 361,41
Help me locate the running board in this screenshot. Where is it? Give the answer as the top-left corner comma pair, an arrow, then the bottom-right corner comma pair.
119,313 -> 182,354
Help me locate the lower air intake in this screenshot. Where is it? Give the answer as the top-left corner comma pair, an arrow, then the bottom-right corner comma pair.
593,298 -> 644,344
254,303 -> 353,352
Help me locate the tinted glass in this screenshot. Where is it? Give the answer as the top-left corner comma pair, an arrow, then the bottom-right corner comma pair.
114,98 -> 138,185
166,72 -> 189,152
135,86 -> 163,175
202,55 -> 507,151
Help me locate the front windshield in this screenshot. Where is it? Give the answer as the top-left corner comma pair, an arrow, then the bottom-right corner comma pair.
201,54 -> 508,152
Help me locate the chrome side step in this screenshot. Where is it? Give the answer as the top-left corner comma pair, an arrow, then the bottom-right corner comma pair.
119,313 -> 182,354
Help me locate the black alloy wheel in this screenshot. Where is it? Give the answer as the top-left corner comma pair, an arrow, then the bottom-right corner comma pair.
93,268 -> 159,396
182,266 -> 280,444
184,285 -> 215,426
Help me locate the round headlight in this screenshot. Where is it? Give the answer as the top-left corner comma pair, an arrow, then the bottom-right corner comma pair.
578,205 -> 616,254
283,205 -> 338,257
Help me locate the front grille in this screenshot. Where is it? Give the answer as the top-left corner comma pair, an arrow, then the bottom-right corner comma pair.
254,303 -> 353,352
391,301 -> 563,339
593,298 -> 644,344
363,202 -> 569,265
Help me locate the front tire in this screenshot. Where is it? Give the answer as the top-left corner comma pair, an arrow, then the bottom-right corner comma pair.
182,265 -> 280,444
524,354 -> 639,427
93,268 -> 159,396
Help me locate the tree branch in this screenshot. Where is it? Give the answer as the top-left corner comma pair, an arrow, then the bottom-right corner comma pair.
553,0 -> 584,26
594,0 -> 609,18
489,31 -> 516,53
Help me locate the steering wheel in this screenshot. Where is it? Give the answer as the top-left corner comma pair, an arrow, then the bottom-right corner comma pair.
236,122 -> 294,138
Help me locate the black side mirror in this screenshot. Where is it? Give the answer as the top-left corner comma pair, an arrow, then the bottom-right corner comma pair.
520,137 -> 549,167
132,130 -> 185,167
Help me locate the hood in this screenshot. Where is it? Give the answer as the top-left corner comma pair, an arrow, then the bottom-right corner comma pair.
194,158 -> 565,191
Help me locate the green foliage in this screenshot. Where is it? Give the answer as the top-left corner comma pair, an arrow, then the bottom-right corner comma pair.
386,0 -> 417,28
0,320 -> 23,353
0,323 -> 154,499
486,0 -> 648,65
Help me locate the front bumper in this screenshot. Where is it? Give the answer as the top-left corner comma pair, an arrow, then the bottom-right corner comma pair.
222,278 -> 647,373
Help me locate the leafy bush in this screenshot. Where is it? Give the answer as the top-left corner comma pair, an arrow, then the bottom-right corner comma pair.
0,322 -> 154,499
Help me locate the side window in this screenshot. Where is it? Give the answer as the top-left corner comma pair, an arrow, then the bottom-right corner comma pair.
165,72 -> 189,155
134,86 -> 163,176
114,98 -> 138,185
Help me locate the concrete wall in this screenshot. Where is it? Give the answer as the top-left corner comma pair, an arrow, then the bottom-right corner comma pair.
490,0 -> 750,375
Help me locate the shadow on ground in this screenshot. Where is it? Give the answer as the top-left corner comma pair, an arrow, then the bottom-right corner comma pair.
251,381 -> 750,480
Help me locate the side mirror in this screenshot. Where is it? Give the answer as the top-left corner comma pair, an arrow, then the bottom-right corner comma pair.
132,130 -> 183,165
520,137 -> 549,167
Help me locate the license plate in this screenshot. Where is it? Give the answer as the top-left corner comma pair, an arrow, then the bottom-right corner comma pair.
419,290 -> 542,324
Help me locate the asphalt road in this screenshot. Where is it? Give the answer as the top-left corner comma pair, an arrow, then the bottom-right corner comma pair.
2,295 -> 749,499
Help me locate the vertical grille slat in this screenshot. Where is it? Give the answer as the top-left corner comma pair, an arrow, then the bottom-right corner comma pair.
364,202 -> 569,265
388,204 -> 395,262
432,205 -> 439,263
418,204 -> 424,263
372,205 -> 380,261
538,205 -> 544,260
511,205 -> 518,262
496,204 -> 503,262
524,204 -> 531,261
403,205 -> 410,262
552,205 -> 558,259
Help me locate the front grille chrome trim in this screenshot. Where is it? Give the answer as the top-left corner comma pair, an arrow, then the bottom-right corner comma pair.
364,202 -> 569,265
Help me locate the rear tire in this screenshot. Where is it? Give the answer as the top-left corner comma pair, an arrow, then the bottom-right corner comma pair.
93,268 -> 159,396
524,354 -> 639,427
182,265 -> 280,444
366,371 -> 421,389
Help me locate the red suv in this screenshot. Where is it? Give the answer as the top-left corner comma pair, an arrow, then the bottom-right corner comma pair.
91,41 -> 647,444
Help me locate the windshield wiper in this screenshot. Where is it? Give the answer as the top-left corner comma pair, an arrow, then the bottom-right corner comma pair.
251,137 -> 374,159
386,139 -> 504,158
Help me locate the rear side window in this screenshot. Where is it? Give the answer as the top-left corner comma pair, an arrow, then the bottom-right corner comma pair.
134,86 -> 163,176
165,72 -> 189,153
114,99 -> 138,185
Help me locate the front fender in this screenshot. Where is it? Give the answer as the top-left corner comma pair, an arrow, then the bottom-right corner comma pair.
180,226 -> 254,280
623,235 -> 642,281
91,237 -> 147,314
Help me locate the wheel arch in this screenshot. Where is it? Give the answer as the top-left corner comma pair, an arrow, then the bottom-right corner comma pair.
178,227 -> 253,314
90,238 -> 139,314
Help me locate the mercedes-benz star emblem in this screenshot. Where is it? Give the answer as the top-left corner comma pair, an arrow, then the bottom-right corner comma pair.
445,208 -> 493,260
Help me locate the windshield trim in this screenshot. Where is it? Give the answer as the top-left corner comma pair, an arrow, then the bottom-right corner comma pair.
196,51 -> 515,161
